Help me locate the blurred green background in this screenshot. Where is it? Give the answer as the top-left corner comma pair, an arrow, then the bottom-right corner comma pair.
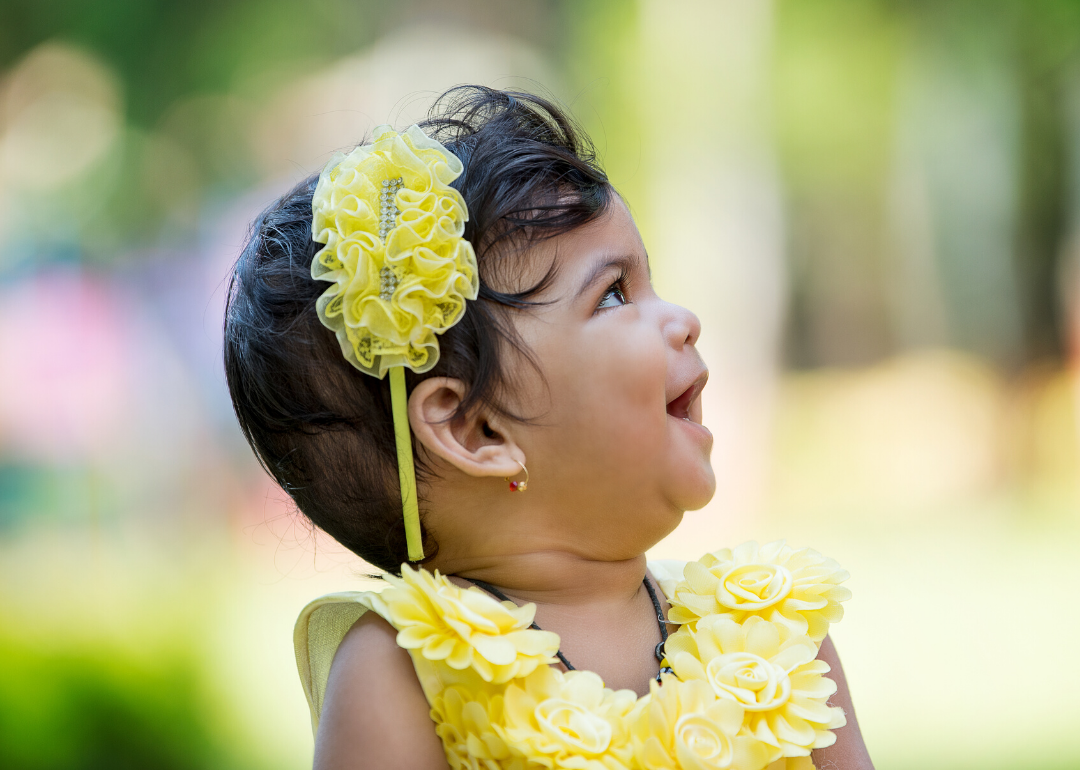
1,1 -> 1077,768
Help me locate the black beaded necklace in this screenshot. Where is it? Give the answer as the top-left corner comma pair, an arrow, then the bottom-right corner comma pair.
464,575 -> 675,683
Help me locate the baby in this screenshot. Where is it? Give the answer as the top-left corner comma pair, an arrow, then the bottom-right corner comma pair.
224,86 -> 871,770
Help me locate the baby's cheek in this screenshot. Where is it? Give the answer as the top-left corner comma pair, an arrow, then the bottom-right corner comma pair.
577,337 -> 668,451
527,317 -> 670,486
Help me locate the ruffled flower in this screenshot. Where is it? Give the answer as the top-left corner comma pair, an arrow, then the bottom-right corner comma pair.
497,666 -> 638,770
630,677 -> 770,770
667,616 -> 845,762
367,564 -> 560,684
665,541 -> 850,641
431,685 -> 514,770
311,124 -> 479,377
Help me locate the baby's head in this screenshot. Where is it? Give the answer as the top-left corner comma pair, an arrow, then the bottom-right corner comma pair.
225,87 -> 713,574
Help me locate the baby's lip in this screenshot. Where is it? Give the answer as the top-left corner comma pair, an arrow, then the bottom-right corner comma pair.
666,370 -> 708,422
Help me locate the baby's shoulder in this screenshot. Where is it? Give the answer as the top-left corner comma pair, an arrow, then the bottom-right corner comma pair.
336,608 -> 404,663
315,611 -> 448,769
323,610 -> 418,711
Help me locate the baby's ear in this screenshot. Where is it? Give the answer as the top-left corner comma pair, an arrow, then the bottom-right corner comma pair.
408,377 -> 523,478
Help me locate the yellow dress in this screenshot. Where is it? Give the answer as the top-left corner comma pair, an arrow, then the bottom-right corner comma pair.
294,542 -> 851,770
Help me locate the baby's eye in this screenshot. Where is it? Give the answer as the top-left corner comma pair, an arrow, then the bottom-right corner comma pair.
596,284 -> 627,311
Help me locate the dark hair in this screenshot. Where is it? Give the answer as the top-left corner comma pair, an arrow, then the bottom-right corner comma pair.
223,86 -> 612,573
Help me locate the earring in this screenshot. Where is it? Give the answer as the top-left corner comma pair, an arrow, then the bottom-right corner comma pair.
505,461 -> 529,492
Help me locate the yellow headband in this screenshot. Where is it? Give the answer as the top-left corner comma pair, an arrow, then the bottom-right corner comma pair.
311,124 -> 478,561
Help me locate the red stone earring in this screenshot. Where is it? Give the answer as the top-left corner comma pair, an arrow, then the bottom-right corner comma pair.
505,461 -> 529,492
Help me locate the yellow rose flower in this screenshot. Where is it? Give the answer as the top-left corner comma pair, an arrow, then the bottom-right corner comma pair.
666,616 -> 845,762
431,685 -> 514,770
666,541 -> 850,641
497,666 -> 637,770
311,124 -> 479,377
631,677 -> 770,770
367,565 -> 560,683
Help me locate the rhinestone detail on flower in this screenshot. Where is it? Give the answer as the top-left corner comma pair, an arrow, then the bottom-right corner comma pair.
378,176 -> 403,241
379,266 -> 398,302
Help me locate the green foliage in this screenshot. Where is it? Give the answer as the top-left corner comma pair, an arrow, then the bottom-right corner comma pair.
0,0 -> 379,126
0,636 -> 260,770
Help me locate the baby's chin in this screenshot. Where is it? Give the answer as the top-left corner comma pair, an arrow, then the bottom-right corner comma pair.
665,468 -> 717,513
658,420 -> 715,504
659,445 -> 716,512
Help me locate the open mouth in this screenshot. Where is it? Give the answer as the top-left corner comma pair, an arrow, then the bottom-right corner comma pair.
666,377 -> 706,422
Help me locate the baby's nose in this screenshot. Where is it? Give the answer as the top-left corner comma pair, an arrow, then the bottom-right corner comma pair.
664,301 -> 701,348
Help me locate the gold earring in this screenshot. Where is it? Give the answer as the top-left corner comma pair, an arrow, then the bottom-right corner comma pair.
505,461 -> 529,492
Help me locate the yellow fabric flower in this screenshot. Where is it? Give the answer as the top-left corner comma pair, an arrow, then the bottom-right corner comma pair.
311,124 -> 479,376
631,677 -> 770,770
497,666 -> 637,770
667,616 -> 845,762
431,685 -> 515,770
366,564 -> 560,684
666,541 -> 850,641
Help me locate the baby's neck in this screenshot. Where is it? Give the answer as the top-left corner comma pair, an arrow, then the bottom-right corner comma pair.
442,549 -> 666,695
441,549 -> 649,609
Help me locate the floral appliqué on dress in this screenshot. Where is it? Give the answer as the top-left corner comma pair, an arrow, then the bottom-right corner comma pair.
296,541 -> 850,770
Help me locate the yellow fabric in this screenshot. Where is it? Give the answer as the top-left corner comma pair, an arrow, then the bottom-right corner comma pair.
630,678 -> 769,770
293,542 -> 849,770
367,565 -> 561,684
389,367 -> 424,560
663,542 -> 850,643
310,124 -> 479,378
665,616 -> 845,764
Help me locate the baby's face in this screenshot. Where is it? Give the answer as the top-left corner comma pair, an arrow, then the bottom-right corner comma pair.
504,197 -> 715,556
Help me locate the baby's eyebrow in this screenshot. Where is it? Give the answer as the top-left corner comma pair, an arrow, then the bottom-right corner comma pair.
575,252 -> 649,298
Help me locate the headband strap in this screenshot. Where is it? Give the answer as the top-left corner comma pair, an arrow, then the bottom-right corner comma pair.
310,125 -> 478,561
390,367 -> 423,561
